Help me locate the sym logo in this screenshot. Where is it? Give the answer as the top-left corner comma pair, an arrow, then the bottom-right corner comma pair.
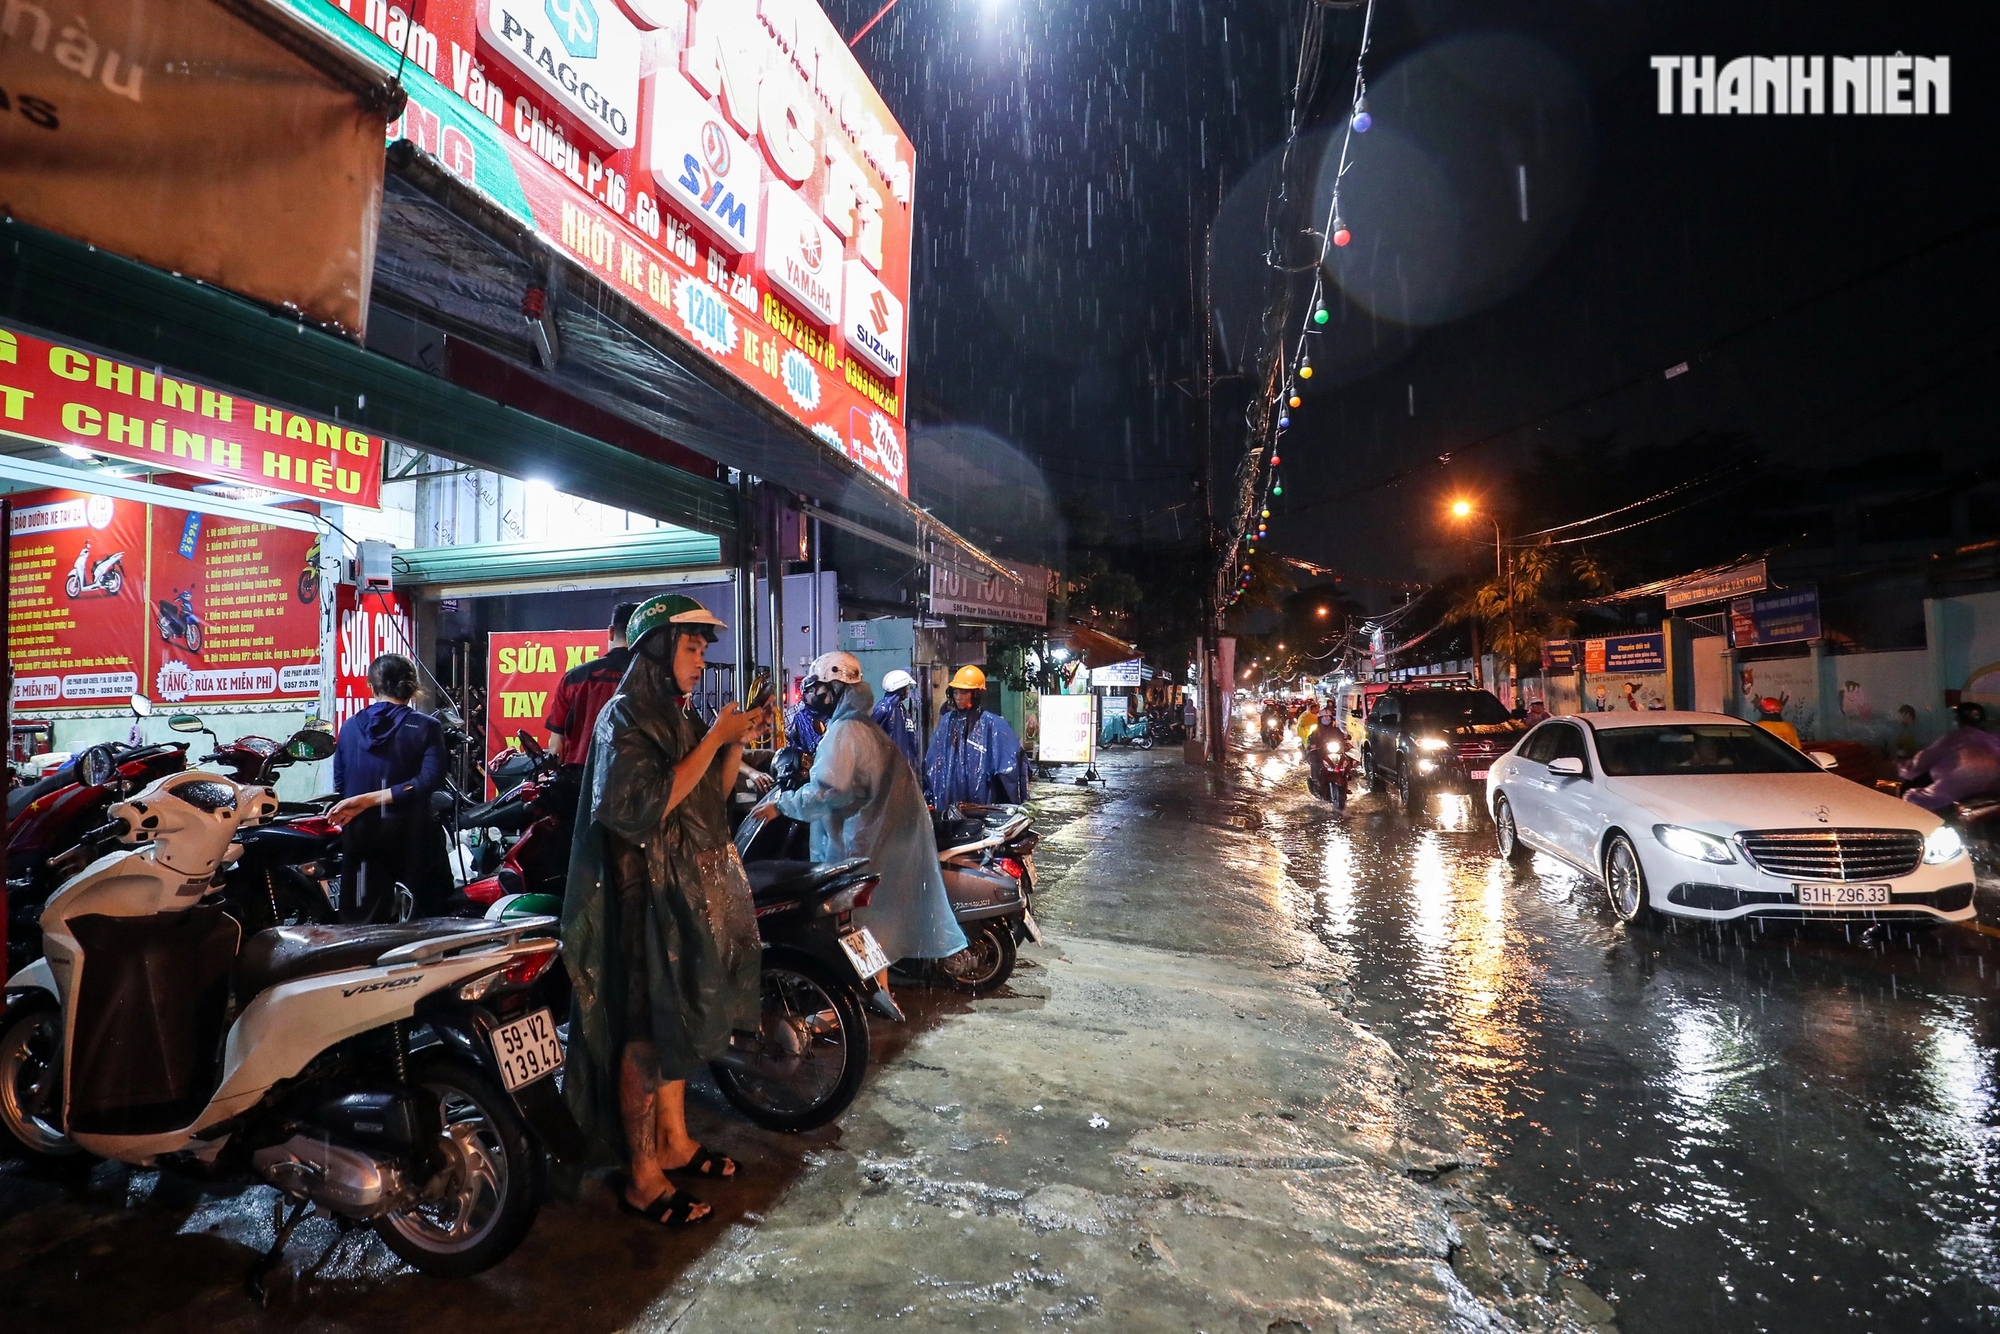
700,120 -> 732,178
869,291 -> 891,336
544,0 -> 598,60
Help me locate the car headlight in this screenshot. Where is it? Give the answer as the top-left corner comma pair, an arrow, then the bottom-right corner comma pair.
1417,758 -> 1437,774
1653,823 -> 1735,864
1924,824 -> 1966,864
1417,737 -> 1449,752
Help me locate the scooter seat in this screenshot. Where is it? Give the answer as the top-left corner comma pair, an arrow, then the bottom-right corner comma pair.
745,858 -> 870,904
236,919 -> 490,998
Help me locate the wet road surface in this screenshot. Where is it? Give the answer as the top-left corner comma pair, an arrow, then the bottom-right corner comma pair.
1232,734 -> 2000,1332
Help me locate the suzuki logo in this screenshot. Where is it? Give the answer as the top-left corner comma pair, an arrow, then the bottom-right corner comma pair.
700,121 -> 731,177
869,291 -> 891,335
545,0 -> 598,60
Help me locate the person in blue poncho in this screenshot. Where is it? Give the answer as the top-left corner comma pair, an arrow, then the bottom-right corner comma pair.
924,666 -> 1028,808
784,697 -> 828,756
872,668 -> 925,774
744,652 -> 967,1019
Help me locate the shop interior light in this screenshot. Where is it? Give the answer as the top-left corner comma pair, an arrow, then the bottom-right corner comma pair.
58,443 -> 96,461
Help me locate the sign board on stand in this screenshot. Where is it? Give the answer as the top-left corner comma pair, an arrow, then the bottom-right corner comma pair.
1036,693 -> 1095,766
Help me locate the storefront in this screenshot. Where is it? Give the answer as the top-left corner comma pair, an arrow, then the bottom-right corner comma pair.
4,0 -> 1009,798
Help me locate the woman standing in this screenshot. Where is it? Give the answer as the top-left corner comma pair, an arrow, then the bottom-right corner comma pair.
329,653 -> 452,922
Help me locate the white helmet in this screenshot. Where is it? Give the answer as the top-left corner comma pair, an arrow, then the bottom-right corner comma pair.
805,651 -> 864,686
882,668 -> 915,694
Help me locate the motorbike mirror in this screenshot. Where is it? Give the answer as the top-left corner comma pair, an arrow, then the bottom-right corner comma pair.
517,730 -> 547,759
129,693 -> 155,718
438,707 -> 466,730
168,714 -> 206,733
285,729 -> 338,762
78,744 -> 117,787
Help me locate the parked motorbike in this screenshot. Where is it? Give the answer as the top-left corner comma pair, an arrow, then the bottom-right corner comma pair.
156,588 -> 204,654
931,802 -> 1039,992
165,711 -> 336,799
63,541 -> 125,599
0,759 -> 580,1294
460,734 -> 579,908
1306,727 -> 1357,812
1147,706 -> 1188,746
1100,711 -> 1154,750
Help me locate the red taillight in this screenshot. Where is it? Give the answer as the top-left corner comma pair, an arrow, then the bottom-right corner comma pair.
499,942 -> 559,987
994,857 -> 1025,883
291,816 -> 338,837
852,879 -> 875,908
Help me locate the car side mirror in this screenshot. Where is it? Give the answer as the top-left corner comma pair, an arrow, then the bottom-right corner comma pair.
1809,751 -> 1840,770
168,714 -> 205,733
1548,756 -> 1585,777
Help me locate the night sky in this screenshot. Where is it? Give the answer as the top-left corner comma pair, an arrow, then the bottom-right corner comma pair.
825,0 -> 1995,587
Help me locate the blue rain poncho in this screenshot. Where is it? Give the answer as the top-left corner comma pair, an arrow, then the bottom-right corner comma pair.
785,701 -> 828,756
774,683 -> 967,962
872,689 -> 925,775
925,704 -> 1028,807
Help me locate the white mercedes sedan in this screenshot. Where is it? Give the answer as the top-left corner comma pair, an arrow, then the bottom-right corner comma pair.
1485,711 -> 1976,926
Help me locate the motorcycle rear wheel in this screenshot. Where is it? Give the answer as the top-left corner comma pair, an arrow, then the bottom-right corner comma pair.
0,1005 -> 81,1157
941,920 -> 1017,993
713,953 -> 869,1133
375,1052 -> 541,1278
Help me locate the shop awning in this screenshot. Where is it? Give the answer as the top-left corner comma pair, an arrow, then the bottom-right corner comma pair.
370,150 -> 1013,584
396,527 -> 726,596
1062,624 -> 1141,670
0,217 -> 737,541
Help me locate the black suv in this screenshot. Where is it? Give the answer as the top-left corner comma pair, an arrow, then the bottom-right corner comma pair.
1363,687 -> 1525,814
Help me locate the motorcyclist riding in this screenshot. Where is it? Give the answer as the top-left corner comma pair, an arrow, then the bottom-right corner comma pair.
1899,702 -> 2000,813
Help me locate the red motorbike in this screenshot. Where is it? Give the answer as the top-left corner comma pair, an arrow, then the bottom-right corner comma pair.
1307,727 -> 1358,812
461,734 -> 579,908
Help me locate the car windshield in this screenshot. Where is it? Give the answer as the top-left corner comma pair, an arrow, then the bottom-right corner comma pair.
1594,724 -> 1822,776
1403,691 -> 1513,729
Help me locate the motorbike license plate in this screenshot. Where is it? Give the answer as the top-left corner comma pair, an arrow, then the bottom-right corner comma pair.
838,927 -> 891,980
489,1008 -> 564,1091
1021,909 -> 1042,944
1796,883 -> 1891,907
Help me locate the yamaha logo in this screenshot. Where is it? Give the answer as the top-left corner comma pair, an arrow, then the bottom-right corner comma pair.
800,228 -> 824,272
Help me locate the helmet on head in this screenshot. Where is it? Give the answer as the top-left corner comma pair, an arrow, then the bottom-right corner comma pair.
805,651 -> 864,686
1757,696 -> 1784,715
627,594 -> 727,656
948,665 -> 987,692
801,650 -> 864,716
882,669 -> 916,695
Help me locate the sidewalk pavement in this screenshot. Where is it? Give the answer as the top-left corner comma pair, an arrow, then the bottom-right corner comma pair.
643,754 -> 1619,1333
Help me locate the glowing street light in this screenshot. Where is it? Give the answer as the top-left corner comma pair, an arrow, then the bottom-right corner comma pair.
1450,498 -> 1473,519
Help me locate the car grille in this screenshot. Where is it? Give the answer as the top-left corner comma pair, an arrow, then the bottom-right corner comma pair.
1736,829 -> 1925,882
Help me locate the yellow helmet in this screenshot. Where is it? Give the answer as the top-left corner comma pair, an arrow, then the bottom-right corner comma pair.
948,665 -> 987,691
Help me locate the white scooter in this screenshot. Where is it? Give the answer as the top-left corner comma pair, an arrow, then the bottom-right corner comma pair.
64,540 -> 126,599
0,759 -> 583,1295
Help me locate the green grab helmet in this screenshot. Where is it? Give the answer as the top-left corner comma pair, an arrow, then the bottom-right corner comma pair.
626,593 -> 727,651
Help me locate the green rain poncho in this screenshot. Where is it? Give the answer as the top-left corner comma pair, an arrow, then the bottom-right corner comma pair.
560,649 -> 761,1155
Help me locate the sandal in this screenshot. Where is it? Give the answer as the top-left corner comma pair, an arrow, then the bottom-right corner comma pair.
667,1144 -> 739,1179
612,1184 -> 716,1240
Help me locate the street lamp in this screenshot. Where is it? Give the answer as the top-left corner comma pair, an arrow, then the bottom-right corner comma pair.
1448,498 -> 1514,706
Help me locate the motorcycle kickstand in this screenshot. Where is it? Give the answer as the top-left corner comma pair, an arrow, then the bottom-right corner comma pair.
246,1194 -> 312,1305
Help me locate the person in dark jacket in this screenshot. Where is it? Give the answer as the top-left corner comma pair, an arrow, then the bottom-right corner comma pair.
546,602 -> 639,770
330,653 -> 451,921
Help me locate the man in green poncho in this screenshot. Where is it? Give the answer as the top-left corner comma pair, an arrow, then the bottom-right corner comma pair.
561,594 -> 772,1227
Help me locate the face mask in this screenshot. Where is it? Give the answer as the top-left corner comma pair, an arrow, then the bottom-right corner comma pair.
804,680 -> 844,716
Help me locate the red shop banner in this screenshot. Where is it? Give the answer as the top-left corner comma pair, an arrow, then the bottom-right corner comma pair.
8,489 -> 151,706
299,0 -> 914,492
0,323 -> 386,509
147,506 -> 322,707
486,629 -> 608,769
334,584 -> 417,728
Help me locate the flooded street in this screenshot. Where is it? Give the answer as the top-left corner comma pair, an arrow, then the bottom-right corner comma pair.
1237,736 -> 2000,1332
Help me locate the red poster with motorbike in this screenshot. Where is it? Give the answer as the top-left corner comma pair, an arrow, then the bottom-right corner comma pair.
7,488 -> 151,706
334,584 -> 416,728
485,630 -> 608,772
146,505 -> 322,706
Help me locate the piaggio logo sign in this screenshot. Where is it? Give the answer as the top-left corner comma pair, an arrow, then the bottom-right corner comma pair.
544,0 -> 596,59
480,0 -> 639,149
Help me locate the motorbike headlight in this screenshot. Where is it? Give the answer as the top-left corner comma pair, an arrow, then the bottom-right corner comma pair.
1923,824 -> 1966,865
1323,737 -> 1342,755
1417,737 -> 1449,752
1653,824 -> 1735,864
